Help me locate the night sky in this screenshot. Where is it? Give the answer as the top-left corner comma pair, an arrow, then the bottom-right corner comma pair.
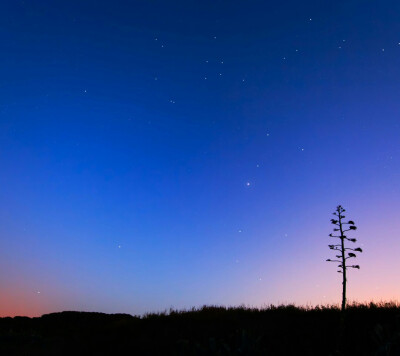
1,1 -> 400,317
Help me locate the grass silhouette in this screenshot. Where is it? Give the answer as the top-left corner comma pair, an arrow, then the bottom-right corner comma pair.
1,301 -> 399,355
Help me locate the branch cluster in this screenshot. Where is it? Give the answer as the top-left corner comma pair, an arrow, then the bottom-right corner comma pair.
326,205 -> 362,272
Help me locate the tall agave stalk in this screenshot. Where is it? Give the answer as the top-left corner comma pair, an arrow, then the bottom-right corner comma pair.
326,205 -> 362,312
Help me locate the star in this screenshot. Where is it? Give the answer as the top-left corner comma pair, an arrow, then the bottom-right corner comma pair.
382,48 -> 385,52
246,182 -> 251,186
238,229 -> 243,233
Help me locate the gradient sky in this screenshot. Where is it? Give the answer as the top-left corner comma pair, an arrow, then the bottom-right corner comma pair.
1,0 -> 400,317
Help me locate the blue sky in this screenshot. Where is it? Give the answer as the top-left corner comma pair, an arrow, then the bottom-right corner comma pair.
1,0 -> 400,316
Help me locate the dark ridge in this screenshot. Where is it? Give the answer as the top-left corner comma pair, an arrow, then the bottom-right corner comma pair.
40,311 -> 137,322
1,302 -> 399,355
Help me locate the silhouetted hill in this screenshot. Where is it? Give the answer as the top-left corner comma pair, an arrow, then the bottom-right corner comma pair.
1,302 -> 399,355
40,310 -> 136,324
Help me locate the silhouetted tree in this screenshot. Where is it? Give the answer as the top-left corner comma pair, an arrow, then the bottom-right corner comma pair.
326,205 -> 362,312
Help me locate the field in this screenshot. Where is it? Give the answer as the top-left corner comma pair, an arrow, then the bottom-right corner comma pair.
1,302 -> 399,355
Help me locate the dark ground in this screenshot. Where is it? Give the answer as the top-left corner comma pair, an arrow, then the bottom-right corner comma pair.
1,302 -> 399,355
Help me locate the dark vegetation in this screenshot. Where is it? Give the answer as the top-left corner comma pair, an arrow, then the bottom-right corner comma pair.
1,302 -> 400,355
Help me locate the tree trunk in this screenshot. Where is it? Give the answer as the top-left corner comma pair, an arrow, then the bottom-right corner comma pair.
342,264 -> 346,312
339,212 -> 346,313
